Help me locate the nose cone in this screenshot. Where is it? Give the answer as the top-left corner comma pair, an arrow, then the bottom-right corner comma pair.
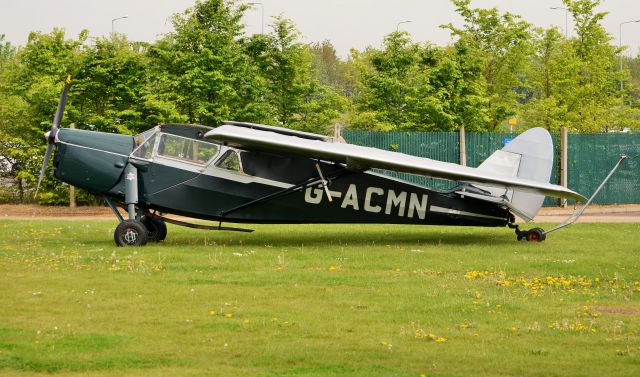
44,128 -> 58,144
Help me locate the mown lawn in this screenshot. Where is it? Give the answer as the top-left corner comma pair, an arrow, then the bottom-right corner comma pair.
0,220 -> 638,376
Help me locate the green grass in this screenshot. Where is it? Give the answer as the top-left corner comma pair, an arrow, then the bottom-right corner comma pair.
0,220 -> 639,376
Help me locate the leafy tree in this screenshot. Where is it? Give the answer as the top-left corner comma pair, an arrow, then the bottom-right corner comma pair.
349,31 -> 488,131
521,27 -> 577,132
148,0 -> 269,126
253,16 -> 345,132
0,29 -> 88,203
563,0 -> 623,131
73,36 -> 184,134
310,40 -> 355,98
444,0 -> 534,130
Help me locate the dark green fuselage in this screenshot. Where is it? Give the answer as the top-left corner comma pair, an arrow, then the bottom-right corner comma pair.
52,124 -> 510,227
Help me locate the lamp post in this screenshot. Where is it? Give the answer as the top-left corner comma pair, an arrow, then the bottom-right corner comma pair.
550,7 -> 568,38
619,19 -> 640,91
111,16 -> 128,34
396,20 -> 412,32
247,2 -> 264,34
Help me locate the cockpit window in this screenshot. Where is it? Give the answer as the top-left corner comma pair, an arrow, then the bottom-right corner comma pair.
215,150 -> 242,172
157,133 -> 218,164
132,133 -> 157,160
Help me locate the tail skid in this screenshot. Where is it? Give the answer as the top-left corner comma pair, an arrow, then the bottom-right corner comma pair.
543,155 -> 628,236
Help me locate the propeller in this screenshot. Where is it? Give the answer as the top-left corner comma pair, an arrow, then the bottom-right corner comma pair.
35,75 -> 72,196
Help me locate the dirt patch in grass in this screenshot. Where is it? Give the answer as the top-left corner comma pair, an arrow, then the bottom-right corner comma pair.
595,307 -> 640,315
0,204 -> 112,218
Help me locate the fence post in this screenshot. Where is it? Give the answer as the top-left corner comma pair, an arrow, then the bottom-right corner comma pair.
333,123 -> 345,143
560,126 -> 568,208
69,123 -> 76,208
459,127 -> 466,166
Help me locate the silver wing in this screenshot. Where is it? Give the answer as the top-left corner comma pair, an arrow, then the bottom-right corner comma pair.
205,125 -> 586,202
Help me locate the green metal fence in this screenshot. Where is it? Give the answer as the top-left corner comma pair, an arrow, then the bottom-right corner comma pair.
568,134 -> 640,204
343,130 -> 639,206
344,130 -> 459,190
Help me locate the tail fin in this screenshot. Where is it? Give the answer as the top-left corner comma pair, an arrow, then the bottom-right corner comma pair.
475,128 -> 554,221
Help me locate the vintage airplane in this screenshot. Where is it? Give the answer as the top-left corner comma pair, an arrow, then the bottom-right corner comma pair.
36,78 -> 625,246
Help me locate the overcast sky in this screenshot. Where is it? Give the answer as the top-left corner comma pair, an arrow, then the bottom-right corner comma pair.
2,0 -> 640,58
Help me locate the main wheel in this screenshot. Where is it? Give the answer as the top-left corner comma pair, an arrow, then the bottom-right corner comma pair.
526,228 -> 546,242
114,220 -> 148,247
141,215 -> 167,242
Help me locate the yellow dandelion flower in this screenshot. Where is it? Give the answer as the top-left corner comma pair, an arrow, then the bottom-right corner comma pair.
435,337 -> 446,343
225,312 -> 233,318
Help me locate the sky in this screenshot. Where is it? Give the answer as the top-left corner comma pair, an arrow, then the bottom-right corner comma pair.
2,0 -> 640,58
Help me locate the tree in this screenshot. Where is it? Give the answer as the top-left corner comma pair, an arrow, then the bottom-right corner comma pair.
444,0 -> 534,130
349,31 -> 488,131
563,0 -> 623,131
73,36 -> 184,134
252,16 -> 345,132
522,27 -> 578,132
0,29 -> 86,203
148,0 -> 270,126
309,40 -> 355,98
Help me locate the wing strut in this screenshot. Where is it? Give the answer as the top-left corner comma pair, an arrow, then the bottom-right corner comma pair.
315,163 -> 333,203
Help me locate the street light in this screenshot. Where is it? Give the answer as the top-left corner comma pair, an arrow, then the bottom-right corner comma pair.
550,7 -> 568,38
247,2 -> 264,34
396,20 -> 412,32
619,19 -> 640,90
111,16 -> 128,34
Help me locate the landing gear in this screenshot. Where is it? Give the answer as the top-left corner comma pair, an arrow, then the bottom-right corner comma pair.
509,223 -> 546,242
525,227 -> 546,242
114,220 -> 148,247
142,214 -> 167,242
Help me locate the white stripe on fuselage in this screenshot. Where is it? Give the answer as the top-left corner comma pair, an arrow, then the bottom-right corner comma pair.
430,205 -> 505,220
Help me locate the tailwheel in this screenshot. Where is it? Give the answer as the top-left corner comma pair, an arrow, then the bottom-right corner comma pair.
525,227 -> 546,242
114,220 -> 148,247
141,214 -> 167,242
509,223 -> 546,242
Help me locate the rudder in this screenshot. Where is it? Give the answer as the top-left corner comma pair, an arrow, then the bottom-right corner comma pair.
475,128 -> 554,221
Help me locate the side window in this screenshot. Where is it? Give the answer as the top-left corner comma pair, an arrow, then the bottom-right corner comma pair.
215,150 -> 242,172
157,134 -> 218,164
194,142 -> 218,163
132,134 -> 157,160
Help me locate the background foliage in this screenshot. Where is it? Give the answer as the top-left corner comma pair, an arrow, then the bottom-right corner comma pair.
1,0 -> 638,204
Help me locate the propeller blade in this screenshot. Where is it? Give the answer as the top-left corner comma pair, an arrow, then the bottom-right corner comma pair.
35,143 -> 54,196
35,75 -> 72,198
51,75 -> 72,130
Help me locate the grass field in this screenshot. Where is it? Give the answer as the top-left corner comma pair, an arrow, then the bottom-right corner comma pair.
0,220 -> 639,377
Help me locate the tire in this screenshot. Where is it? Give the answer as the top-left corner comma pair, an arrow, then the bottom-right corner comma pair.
141,215 -> 167,242
114,220 -> 148,247
526,228 -> 546,242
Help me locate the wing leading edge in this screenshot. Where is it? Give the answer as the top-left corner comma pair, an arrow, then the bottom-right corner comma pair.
205,125 -> 586,202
